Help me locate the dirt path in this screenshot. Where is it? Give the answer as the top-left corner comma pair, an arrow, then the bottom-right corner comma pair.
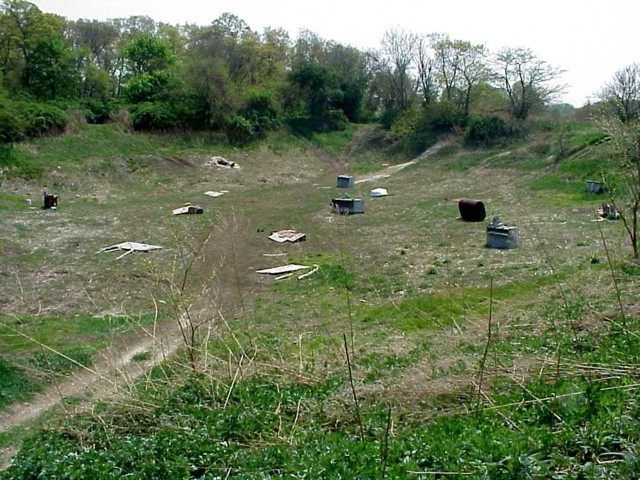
0,318 -> 184,468
355,137 -> 453,184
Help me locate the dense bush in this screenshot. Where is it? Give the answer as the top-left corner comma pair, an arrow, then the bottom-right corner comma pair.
0,103 -> 25,143
464,115 -> 520,147
241,90 -> 281,136
171,93 -> 210,130
122,71 -> 179,104
22,103 -> 68,137
419,101 -> 466,134
224,114 -> 256,144
82,99 -> 112,124
131,101 -> 177,131
322,108 -> 348,132
393,102 -> 466,155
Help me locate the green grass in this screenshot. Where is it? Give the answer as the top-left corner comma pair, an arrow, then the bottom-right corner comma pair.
3,118 -> 640,477
0,346 -> 93,409
305,123 -> 357,157
0,312 -> 161,408
0,313 -> 159,354
0,359 -> 38,409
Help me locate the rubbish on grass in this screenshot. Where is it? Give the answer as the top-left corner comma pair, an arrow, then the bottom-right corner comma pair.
370,188 -> 388,197
268,230 -> 306,243
297,264 -> 319,280
586,180 -> 605,194
331,197 -> 364,215
204,190 -> 228,197
275,273 -> 294,280
98,242 -> 163,260
206,156 -> 239,169
458,199 -> 486,222
43,191 -> 58,209
337,175 -> 355,188
172,203 -> 204,215
486,216 -> 519,249
597,203 -> 620,220
256,264 -> 311,275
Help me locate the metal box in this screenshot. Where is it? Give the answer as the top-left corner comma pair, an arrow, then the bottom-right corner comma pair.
337,175 -> 355,188
486,217 -> 519,249
331,198 -> 364,214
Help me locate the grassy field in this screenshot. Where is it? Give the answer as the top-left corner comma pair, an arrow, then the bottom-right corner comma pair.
1,121 -> 640,478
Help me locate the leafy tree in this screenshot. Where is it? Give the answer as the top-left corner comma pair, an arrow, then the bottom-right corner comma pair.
288,61 -> 336,119
597,105 -> 640,259
415,35 -> 436,106
432,35 -> 487,117
67,19 -> 119,97
598,63 -> 640,123
322,43 -> 373,122
121,33 -> 175,76
379,27 -> 419,113
0,0 -> 66,92
491,47 -> 565,121
26,36 -> 79,99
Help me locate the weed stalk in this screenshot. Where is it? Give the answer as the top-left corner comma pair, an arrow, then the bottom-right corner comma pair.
343,333 -> 364,443
475,277 -> 493,412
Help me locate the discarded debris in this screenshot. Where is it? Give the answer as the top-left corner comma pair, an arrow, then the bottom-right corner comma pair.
458,199 -> 486,222
98,242 -> 163,260
486,216 -> 519,249
297,264 -> 319,280
206,156 -> 239,169
597,203 -> 620,220
204,190 -> 228,197
172,203 -> 204,215
256,264 -> 310,275
370,187 -> 388,197
331,197 -> 364,215
43,191 -> 58,210
337,175 -> 355,188
268,230 -> 307,243
586,180 -> 605,194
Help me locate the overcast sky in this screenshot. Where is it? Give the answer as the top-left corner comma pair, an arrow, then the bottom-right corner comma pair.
29,0 -> 639,107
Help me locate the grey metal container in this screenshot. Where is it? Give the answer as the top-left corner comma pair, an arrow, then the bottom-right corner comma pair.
331,198 -> 364,214
337,175 -> 355,188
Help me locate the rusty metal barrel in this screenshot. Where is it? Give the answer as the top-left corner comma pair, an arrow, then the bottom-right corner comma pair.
458,199 -> 486,222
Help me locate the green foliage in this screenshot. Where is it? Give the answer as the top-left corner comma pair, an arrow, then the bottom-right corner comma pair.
121,33 -> 176,76
241,89 -> 281,134
0,347 -> 92,409
82,98 -> 112,124
464,115 -> 520,147
26,36 -> 79,100
131,101 -> 177,131
420,101 -> 466,133
394,101 -> 466,155
224,114 -> 255,144
0,358 -> 37,409
0,102 -> 25,143
122,70 -> 180,104
22,102 -> 68,137
6,350 -> 640,479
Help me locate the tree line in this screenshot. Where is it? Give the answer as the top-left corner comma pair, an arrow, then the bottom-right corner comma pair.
0,0 -> 571,145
